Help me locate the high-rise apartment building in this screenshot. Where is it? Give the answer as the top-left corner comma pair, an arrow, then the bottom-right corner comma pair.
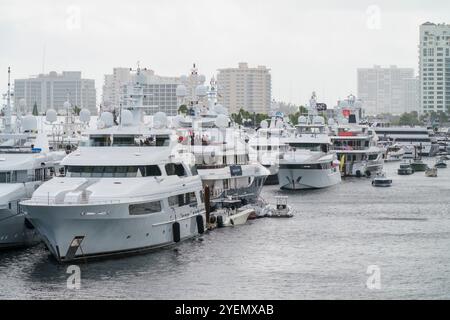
216,62 -> 271,114
14,71 -> 97,115
419,22 -> 450,114
102,67 -> 180,115
357,65 -> 419,115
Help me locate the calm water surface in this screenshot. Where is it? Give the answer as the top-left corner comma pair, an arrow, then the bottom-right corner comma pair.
1,159 -> 450,299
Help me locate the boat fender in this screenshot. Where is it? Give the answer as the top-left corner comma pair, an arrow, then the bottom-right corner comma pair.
217,215 -> 224,228
230,218 -> 234,226
209,214 -> 217,224
365,170 -> 371,177
172,222 -> 181,243
196,214 -> 205,234
356,170 -> 362,178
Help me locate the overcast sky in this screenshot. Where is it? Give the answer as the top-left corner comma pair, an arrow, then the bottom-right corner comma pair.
1,0 -> 449,108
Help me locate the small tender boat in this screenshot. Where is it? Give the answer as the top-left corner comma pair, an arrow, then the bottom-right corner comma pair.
397,162 -> 414,175
211,198 -> 252,227
410,159 -> 428,172
260,196 -> 294,218
434,159 -> 447,168
425,167 -> 438,177
371,172 -> 392,187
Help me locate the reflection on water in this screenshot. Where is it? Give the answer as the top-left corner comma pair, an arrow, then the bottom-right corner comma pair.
1,159 -> 450,299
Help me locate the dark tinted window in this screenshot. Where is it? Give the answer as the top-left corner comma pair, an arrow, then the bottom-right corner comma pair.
129,201 -> 162,215
165,163 -> 186,176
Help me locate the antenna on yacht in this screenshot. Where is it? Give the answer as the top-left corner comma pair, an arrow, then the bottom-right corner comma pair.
4,67 -> 12,133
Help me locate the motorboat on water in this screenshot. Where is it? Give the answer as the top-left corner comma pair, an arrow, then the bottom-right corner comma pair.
278,114 -> 341,190
434,158 -> 447,168
371,172 -> 392,187
210,198 -> 253,227
397,162 -> 414,175
385,144 -> 405,162
425,167 -> 438,177
21,67 -> 206,262
410,146 -> 428,172
259,196 -> 294,218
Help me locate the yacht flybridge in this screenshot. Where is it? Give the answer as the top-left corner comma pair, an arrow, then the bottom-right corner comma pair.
21,67 -> 205,262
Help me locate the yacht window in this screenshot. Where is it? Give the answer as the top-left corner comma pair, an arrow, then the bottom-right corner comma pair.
145,165 -> 162,176
155,136 -> 170,146
89,135 -> 111,147
92,166 -> 105,177
0,172 -> 11,183
112,136 -> 135,146
129,201 -> 162,215
368,154 -> 378,161
165,163 -> 187,177
168,192 -> 197,207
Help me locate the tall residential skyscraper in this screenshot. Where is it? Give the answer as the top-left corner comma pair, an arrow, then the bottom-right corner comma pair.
216,62 -> 271,114
102,67 -> 181,115
357,65 -> 419,115
419,22 -> 450,114
14,71 -> 97,115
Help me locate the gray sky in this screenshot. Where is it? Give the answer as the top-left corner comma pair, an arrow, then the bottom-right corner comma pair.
1,0 -> 449,108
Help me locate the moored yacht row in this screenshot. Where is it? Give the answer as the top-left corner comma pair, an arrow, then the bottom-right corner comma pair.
2,67 -> 446,263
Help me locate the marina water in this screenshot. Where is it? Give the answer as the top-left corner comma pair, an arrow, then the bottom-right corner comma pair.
1,159 -> 450,299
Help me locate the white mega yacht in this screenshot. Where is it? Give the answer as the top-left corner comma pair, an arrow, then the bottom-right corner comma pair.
373,126 -> 439,157
0,68 -> 65,249
21,68 -> 205,262
248,114 -> 291,185
174,68 -> 270,204
330,124 -> 384,177
278,115 -> 341,190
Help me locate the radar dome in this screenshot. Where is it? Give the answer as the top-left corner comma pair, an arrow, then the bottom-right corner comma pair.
120,109 -> 133,126
99,111 -> 114,128
19,99 -> 26,108
45,109 -> 57,123
153,112 -> 168,129
195,85 -> 207,97
215,114 -> 229,128
22,115 -> 37,132
313,116 -> 325,125
275,120 -> 284,128
328,118 -> 335,126
260,120 -> 269,129
63,100 -> 71,109
79,108 -> 91,123
214,104 -> 228,116
198,74 -> 206,84
298,116 -> 308,124
176,84 -> 187,97
172,115 -> 184,128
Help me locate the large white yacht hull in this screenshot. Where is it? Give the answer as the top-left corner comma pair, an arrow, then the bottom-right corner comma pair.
21,202 -> 204,262
278,167 -> 341,190
0,209 -> 40,249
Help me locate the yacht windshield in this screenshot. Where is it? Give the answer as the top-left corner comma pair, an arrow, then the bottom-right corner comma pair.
65,165 -> 162,177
